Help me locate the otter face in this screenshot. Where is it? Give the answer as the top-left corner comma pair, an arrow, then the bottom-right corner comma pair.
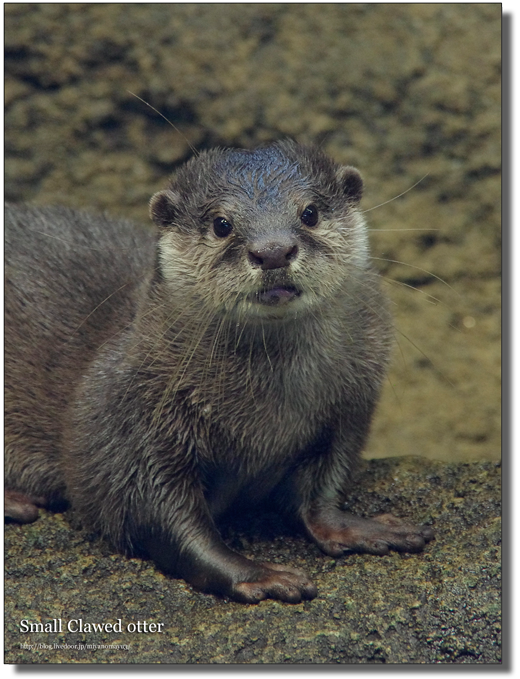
149,141 -> 368,322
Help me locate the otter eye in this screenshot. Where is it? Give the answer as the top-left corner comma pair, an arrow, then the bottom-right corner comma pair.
213,217 -> 233,238
301,204 -> 319,227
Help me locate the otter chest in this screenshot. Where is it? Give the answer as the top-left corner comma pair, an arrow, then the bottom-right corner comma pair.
193,353 -> 341,467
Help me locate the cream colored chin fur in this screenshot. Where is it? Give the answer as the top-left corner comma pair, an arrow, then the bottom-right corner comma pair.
158,208 -> 369,324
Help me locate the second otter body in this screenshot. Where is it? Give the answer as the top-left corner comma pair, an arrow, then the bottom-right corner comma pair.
5,141 -> 433,602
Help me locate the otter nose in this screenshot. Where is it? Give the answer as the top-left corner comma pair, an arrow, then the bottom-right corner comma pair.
248,242 -> 299,270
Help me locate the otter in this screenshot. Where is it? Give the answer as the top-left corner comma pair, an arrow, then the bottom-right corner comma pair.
5,141 -> 433,603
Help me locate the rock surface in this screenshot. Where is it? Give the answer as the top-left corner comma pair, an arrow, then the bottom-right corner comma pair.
5,457 -> 501,664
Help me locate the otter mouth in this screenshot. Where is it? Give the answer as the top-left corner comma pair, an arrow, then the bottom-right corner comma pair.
253,285 -> 301,306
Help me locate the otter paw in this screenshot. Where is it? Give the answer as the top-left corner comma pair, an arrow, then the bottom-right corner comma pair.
231,563 -> 317,604
307,510 -> 434,557
4,490 -> 46,524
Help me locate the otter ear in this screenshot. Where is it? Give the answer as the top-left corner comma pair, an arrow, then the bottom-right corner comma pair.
149,190 -> 180,227
336,166 -> 363,204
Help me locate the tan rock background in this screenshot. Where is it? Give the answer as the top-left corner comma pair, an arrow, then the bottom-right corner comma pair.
5,3 -> 501,462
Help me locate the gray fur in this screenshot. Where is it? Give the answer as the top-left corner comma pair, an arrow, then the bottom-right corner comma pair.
5,142 -> 432,603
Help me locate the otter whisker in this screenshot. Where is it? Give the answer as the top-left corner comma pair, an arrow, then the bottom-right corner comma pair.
370,256 -> 457,293
361,174 -> 429,213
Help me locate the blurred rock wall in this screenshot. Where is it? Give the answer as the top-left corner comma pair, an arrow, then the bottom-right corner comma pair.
5,3 -> 501,461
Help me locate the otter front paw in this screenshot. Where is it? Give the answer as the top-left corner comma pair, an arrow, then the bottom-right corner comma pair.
231,563 -> 317,604
305,509 -> 434,557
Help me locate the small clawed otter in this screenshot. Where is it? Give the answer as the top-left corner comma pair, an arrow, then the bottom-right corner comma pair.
5,141 -> 433,603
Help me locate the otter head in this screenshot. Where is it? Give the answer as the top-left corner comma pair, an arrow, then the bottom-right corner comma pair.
149,140 -> 368,322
